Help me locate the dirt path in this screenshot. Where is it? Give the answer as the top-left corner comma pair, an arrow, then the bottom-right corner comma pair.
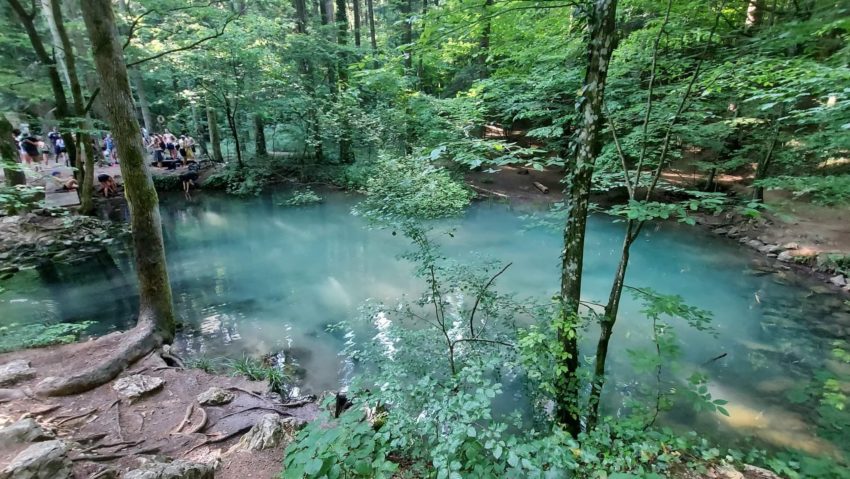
0,332 -> 318,478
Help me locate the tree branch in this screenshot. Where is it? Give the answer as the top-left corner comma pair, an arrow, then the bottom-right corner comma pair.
126,14 -> 239,67
468,262 -> 512,337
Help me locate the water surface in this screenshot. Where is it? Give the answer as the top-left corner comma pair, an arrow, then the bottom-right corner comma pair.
1,191 -> 847,456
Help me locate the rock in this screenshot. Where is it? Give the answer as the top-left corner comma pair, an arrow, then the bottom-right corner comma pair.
738,236 -> 751,244
782,242 -> 799,250
0,419 -> 54,447
709,464 -> 744,479
777,251 -> 794,262
713,227 -> 729,235
0,440 -> 71,479
742,464 -> 783,479
0,266 -> 19,274
112,374 -> 164,400
766,244 -> 784,254
236,414 -> 296,451
830,275 -> 847,287
747,239 -> 764,249
726,226 -> 740,237
124,459 -> 214,479
196,386 -> 234,406
0,360 -> 36,387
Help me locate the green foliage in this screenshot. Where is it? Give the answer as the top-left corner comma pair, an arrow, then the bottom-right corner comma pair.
226,355 -> 291,397
0,321 -> 94,353
186,356 -> 221,374
756,175 -> 850,206
0,185 -> 45,214
151,174 -> 182,192
278,188 -> 323,207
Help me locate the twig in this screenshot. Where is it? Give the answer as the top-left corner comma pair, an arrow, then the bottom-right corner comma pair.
227,386 -> 269,402
468,262 -> 512,337
702,352 -> 727,365
280,398 -> 314,408
469,184 -> 509,199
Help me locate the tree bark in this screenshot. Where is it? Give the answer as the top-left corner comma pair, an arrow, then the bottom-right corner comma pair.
40,0 -> 72,90
223,98 -> 243,167
7,0 -> 78,171
192,103 -> 209,158
478,0 -> 493,78
353,0 -> 361,47
206,98 -> 224,162
367,0 -> 377,51
555,0 -> 618,437
48,0 -> 98,215
401,0 -> 413,70
84,0 -> 175,351
253,113 -> 267,156
1,116 -> 26,186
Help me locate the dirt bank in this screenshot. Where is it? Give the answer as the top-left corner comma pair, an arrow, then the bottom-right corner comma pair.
0,332 -> 318,478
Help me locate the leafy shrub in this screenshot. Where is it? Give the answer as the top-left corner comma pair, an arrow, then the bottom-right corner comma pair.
226,355 -> 292,397
151,174 -> 182,191
279,188 -> 322,206
0,185 -> 45,214
755,175 -> 850,205
0,321 -> 94,353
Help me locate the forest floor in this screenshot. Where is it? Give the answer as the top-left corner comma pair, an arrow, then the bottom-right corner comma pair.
0,330 -> 319,478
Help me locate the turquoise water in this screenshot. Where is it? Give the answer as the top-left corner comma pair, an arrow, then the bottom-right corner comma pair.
1,191 -> 847,455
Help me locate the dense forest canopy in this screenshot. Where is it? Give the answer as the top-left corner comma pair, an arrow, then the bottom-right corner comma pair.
1,0 -> 850,477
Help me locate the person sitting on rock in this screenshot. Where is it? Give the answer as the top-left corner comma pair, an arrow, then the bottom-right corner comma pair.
98,173 -> 117,197
50,171 -> 78,191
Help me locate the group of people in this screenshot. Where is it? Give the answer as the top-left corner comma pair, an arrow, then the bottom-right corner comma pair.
145,129 -> 197,169
12,127 -> 67,171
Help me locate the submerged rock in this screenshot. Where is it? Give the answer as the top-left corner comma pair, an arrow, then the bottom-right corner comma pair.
0,419 -> 54,447
124,459 -> 214,479
829,274 -> 847,287
112,374 -> 164,400
196,386 -> 234,406
0,360 -> 36,387
236,414 -> 296,451
0,440 -> 71,479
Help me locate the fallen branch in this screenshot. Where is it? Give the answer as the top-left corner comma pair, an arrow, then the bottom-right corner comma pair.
280,398 -> 314,408
470,184 -> 509,199
533,181 -> 549,194
226,386 -> 267,402
172,403 -> 195,434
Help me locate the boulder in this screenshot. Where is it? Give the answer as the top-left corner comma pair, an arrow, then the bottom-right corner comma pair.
0,440 -> 71,479
196,387 -> 234,406
742,464 -> 783,479
112,375 -> 164,400
0,419 -> 54,447
747,239 -> 764,249
712,227 -> 729,235
829,275 -> 847,287
124,459 -> 214,479
236,414 -> 296,451
0,360 -> 36,387
782,242 -> 799,250
777,251 -> 794,263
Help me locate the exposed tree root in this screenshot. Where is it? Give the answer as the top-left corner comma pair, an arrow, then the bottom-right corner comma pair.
218,406 -> 292,420
72,446 -> 159,462
173,403 -> 195,434
185,425 -> 252,455
186,406 -> 207,435
34,317 -> 164,397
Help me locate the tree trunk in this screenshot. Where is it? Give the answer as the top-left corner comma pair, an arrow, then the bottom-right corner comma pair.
1,116 -> 26,186
320,0 -> 332,25
253,113 -> 267,156
49,0 -> 97,214
367,0 -> 377,51
206,99 -> 224,162
555,0 -> 618,437
131,68 -> 153,133
401,0 -> 413,70
353,0 -> 361,47
40,0 -> 72,90
192,103 -> 209,158
224,99 -> 243,167
478,0 -> 493,78
8,0 -> 78,171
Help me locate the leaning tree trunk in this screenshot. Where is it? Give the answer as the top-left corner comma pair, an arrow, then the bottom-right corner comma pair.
555,0 -> 618,437
367,0 -> 377,51
37,0 -> 177,397
1,117 -> 26,186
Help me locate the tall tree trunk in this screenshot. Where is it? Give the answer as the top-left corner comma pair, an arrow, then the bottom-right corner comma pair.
206,98 -> 224,162
192,103 -> 208,158
49,0 -> 98,214
401,0 -> 413,70
353,0 -> 361,47
335,0 -> 353,163
38,0 -> 176,397
253,113 -> 267,156
293,0 -> 324,161
753,120 -> 781,202
131,68 -> 153,133
320,0 -> 332,25
8,0 -> 78,171
478,0 -> 493,78
367,0 -> 377,51
1,116 -> 26,186
223,98 -> 243,167
40,0 -> 72,89
555,0 -> 618,437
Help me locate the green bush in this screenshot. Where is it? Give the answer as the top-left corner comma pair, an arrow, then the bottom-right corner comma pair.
279,188 -> 323,206
151,174 -> 182,191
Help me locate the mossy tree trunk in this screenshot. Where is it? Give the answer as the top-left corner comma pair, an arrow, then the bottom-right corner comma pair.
38,0 -> 177,397
206,98 -> 224,162
1,117 -> 26,186
555,0 -> 618,437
